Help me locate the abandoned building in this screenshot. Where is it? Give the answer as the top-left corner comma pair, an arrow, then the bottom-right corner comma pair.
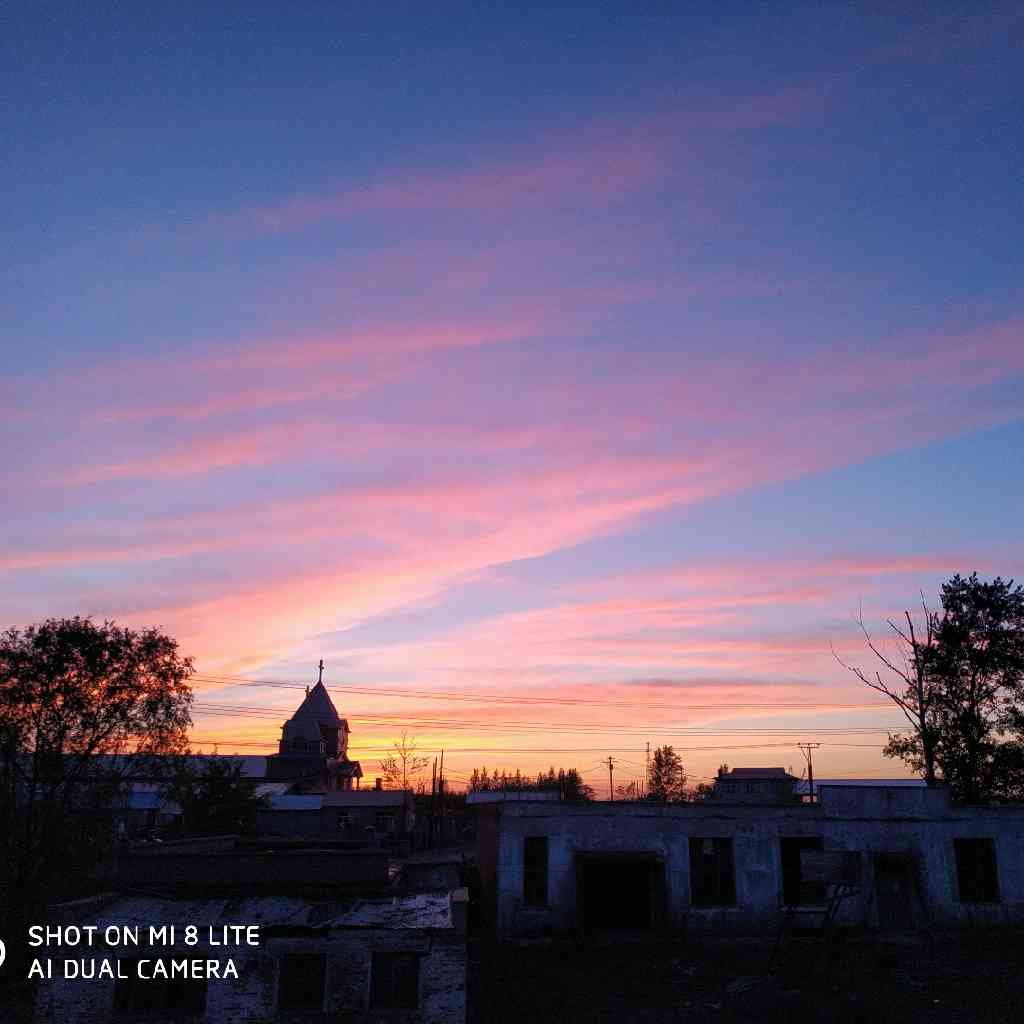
477,784 -> 1024,937
35,892 -> 467,1024
37,837 -> 468,1024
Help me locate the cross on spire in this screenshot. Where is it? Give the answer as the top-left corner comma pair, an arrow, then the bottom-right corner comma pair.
318,658 -> 325,685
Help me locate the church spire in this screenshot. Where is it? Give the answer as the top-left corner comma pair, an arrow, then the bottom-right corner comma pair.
318,658 -> 325,685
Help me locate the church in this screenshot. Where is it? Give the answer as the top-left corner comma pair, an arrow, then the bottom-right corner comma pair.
265,663 -> 363,790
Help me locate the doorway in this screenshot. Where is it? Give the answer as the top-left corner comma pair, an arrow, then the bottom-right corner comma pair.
873,854 -> 918,930
576,853 -> 664,930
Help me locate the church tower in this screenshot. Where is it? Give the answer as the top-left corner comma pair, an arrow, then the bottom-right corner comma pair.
266,661 -> 362,789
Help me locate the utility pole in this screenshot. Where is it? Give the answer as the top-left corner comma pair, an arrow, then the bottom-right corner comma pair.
606,756 -> 615,801
797,743 -> 821,803
645,742 -> 650,799
438,749 -> 445,842
430,758 -> 437,848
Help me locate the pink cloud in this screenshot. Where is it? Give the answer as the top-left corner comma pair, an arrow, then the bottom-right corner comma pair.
172,86 -> 823,242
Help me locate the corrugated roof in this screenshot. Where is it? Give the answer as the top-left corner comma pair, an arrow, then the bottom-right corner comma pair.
322,790 -> 407,807
183,755 -> 268,778
266,795 -> 323,811
124,792 -> 181,813
255,782 -> 292,797
89,754 -> 267,779
61,892 -> 454,930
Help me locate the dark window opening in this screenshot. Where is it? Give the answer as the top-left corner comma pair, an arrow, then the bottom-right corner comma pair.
955,838 -> 999,902
278,953 -> 326,1012
873,854 -> 918,930
375,811 -> 397,833
370,952 -> 419,1010
780,836 -> 826,905
523,836 -> 548,907
113,965 -> 206,1018
577,854 -> 663,929
689,837 -> 736,906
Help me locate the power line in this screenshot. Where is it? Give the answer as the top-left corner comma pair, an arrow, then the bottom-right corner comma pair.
186,739 -> 887,753
190,672 -> 890,713
192,701 -> 901,736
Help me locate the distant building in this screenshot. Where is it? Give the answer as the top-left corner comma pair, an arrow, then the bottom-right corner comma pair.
323,787 -> 415,839
255,787 -> 416,841
265,680 -> 363,790
712,767 -> 799,804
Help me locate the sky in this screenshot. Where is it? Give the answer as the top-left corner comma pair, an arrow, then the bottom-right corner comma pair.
3,2 -> 1023,794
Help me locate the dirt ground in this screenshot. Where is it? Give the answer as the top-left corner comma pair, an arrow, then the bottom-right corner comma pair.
470,929 -> 1024,1024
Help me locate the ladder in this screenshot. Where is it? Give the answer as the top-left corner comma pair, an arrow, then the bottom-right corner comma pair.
769,880 -> 859,974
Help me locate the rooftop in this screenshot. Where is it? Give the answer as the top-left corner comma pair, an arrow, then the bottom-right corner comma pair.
322,789 -> 410,807
57,891 -> 458,931
720,767 -> 795,780
289,681 -> 344,725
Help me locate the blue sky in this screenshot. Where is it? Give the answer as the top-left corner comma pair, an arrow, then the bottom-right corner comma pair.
3,2 -> 1023,789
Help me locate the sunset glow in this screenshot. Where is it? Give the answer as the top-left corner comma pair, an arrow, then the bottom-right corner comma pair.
4,4 -> 1023,794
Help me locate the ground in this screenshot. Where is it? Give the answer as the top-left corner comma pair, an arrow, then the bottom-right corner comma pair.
470,929 -> 1024,1024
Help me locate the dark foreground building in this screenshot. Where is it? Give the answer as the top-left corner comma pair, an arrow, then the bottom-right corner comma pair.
478,784 -> 1024,937
34,839 -> 467,1024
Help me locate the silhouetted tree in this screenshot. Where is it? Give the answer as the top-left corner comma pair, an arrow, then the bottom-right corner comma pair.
162,755 -> 268,835
467,765 -> 594,799
647,745 -> 687,801
0,617 -> 193,941
834,595 -> 941,785
926,574 -> 1024,802
688,780 -> 716,801
974,739 -> 1024,802
379,731 -> 429,789
839,574 -> 1024,802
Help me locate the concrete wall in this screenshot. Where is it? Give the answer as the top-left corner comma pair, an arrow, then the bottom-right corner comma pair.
256,808 -> 322,836
35,929 -> 466,1024
485,790 -> 1024,937
256,804 -> 412,839
116,849 -> 391,891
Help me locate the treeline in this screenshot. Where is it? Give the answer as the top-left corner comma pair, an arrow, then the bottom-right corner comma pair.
467,749 -> 714,802
468,766 -> 594,800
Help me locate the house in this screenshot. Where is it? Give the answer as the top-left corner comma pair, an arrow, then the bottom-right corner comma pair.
255,787 -> 415,841
712,767 -> 799,804
477,784 -> 1024,937
322,787 -> 415,839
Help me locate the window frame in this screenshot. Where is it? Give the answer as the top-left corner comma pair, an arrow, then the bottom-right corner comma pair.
113,961 -> 207,1018
689,836 -> 737,907
370,951 -> 420,1010
374,810 -> 397,833
779,836 -> 826,906
954,837 -> 1000,903
277,952 -> 327,1013
523,835 -> 549,907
